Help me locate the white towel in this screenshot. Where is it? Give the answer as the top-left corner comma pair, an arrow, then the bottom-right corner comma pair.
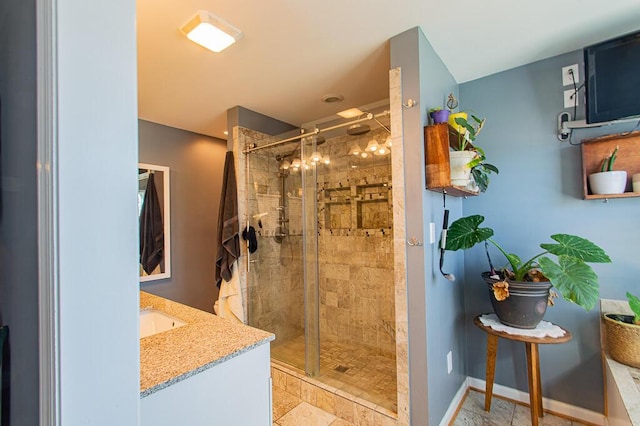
214,261 -> 245,323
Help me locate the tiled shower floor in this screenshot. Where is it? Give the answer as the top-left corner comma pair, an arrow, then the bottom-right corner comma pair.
271,335 -> 397,412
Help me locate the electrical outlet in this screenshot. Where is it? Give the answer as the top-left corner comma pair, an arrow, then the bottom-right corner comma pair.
429,222 -> 436,244
564,89 -> 578,108
447,350 -> 453,374
562,64 -> 579,86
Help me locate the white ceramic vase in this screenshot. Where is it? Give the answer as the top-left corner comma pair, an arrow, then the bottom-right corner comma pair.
588,171 -> 627,195
449,150 -> 477,187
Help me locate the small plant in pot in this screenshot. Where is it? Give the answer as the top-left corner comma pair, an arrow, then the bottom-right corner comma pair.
429,93 -> 458,124
603,292 -> 640,368
445,215 -> 611,328
429,107 -> 450,124
588,145 -> 627,195
447,113 -> 499,193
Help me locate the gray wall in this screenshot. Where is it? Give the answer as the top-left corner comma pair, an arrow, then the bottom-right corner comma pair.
460,49 -> 640,412
391,27 -> 467,425
227,106 -> 297,141
0,0 -> 39,424
139,120 -> 228,312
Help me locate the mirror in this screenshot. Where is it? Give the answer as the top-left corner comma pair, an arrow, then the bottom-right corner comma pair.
139,163 -> 171,282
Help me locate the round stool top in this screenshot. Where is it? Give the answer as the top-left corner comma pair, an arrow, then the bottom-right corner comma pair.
474,314 -> 572,344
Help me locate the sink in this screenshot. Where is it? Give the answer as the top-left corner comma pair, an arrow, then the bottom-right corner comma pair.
140,309 -> 187,338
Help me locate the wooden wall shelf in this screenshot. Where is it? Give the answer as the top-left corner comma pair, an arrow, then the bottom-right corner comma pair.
424,123 -> 478,197
581,131 -> 640,199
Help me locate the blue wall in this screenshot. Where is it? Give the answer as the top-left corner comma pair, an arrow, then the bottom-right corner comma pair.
459,49 -> 640,412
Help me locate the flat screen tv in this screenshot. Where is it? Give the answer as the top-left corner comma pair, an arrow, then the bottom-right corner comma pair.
584,30 -> 640,124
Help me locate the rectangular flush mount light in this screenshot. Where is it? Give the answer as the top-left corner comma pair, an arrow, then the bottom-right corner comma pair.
337,108 -> 363,119
180,11 -> 243,53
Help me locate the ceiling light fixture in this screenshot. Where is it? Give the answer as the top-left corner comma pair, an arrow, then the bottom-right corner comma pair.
374,146 -> 389,156
337,108 -> 363,119
180,11 -> 243,53
321,94 -> 344,104
349,143 -> 362,156
366,139 -> 379,152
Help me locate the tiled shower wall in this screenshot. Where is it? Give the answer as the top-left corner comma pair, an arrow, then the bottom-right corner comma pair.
316,128 -> 395,357
239,125 -> 395,357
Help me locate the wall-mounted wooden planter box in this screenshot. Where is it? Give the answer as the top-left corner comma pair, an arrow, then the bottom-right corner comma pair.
424,123 -> 478,197
581,131 -> 640,200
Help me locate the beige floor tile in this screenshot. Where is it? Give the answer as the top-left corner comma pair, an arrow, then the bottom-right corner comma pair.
273,385 -> 303,421
330,419 -> 355,426
272,336 -> 397,412
451,390 -> 589,426
512,404 -> 573,426
277,401 -> 338,426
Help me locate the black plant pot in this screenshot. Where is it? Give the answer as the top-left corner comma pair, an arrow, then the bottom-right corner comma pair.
482,272 -> 552,329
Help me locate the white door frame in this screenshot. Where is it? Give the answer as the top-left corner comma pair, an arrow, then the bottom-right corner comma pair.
36,0 -> 61,424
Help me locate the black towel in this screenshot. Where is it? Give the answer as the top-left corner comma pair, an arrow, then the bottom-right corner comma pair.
215,151 -> 240,288
140,172 -> 164,274
242,226 -> 258,253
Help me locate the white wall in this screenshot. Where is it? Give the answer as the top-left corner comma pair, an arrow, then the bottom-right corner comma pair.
55,0 -> 139,424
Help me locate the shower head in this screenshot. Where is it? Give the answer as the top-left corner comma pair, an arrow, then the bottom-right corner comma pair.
347,124 -> 370,136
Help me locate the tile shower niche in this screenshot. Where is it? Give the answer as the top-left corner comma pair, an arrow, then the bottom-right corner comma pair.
320,176 -> 392,231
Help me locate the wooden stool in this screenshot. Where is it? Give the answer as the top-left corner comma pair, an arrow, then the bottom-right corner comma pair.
473,314 -> 572,426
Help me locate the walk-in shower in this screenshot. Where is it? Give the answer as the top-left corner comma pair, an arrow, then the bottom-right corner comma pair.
237,101 -> 396,412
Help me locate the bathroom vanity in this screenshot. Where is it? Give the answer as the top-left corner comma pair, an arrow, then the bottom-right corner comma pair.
140,291 -> 274,426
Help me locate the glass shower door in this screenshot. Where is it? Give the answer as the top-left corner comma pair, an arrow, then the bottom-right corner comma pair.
244,134 -> 320,376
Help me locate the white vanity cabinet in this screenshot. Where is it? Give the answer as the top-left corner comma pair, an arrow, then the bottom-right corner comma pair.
141,343 -> 271,426
139,292 -> 274,426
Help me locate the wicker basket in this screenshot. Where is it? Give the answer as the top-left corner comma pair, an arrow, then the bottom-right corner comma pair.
604,313 -> 640,368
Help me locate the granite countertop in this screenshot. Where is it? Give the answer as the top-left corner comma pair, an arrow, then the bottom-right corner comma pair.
601,299 -> 640,425
140,291 -> 274,397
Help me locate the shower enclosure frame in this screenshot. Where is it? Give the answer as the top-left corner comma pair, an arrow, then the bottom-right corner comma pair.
241,109 -> 393,376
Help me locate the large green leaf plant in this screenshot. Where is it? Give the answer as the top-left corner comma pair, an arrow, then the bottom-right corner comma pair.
445,215 -> 611,311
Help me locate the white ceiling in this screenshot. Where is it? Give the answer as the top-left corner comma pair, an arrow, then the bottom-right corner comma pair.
137,0 -> 640,140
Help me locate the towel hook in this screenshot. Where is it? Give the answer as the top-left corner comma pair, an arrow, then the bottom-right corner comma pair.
407,236 -> 423,247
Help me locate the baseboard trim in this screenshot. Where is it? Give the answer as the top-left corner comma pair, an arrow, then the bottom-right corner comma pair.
438,378 -> 470,426
466,377 -> 606,426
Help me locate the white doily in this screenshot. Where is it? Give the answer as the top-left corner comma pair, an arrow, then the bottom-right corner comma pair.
479,314 -> 566,338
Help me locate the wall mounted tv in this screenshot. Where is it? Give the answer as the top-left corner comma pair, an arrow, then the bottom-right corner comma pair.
584,30 -> 640,124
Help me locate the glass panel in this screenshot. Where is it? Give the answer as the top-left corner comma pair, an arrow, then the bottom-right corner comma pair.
311,109 -> 397,411
302,135 -> 320,377
240,99 -> 396,411
245,135 -> 307,372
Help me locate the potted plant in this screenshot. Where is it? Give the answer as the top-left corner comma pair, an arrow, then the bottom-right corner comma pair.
445,215 -> 611,328
603,292 -> 640,368
429,92 -> 458,124
429,107 -> 450,124
448,113 -> 499,192
588,146 -> 627,194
